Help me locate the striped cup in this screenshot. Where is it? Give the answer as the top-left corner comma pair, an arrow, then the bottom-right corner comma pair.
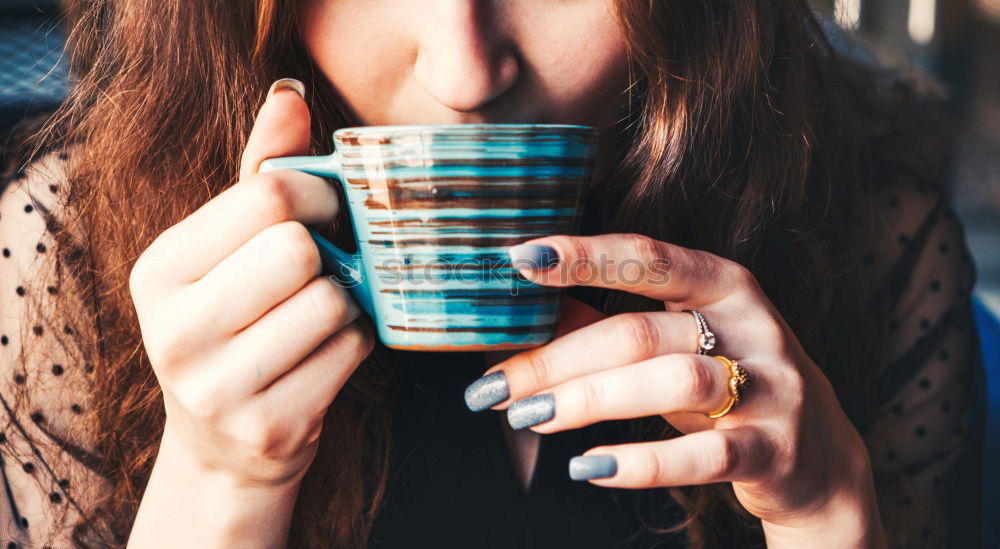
259,124 -> 598,351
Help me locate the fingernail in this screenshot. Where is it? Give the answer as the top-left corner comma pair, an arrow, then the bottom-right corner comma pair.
506,393 -> 554,430
464,371 -> 510,412
569,455 -> 618,481
267,78 -> 306,100
509,244 -> 559,271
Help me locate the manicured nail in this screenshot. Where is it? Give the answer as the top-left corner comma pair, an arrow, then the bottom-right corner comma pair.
568,455 -> 618,481
267,78 -> 306,100
464,371 -> 510,412
506,393 -> 554,430
509,244 -> 559,271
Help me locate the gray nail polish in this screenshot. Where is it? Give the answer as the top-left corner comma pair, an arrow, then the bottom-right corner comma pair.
506,393 -> 555,430
568,455 -> 618,481
464,371 -> 510,412
509,244 -> 559,271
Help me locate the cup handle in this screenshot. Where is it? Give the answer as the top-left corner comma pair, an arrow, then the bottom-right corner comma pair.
258,154 -> 375,317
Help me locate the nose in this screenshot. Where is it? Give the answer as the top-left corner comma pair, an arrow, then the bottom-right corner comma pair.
412,1 -> 519,113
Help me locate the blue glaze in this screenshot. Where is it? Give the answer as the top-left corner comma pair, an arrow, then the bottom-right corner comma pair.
259,124 -> 598,351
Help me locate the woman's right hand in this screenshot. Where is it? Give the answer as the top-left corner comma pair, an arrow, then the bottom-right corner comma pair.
128,79 -> 374,491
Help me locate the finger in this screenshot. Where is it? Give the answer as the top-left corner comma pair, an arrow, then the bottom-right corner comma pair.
552,297 -> 608,339
570,428 -> 770,488
225,275 -> 362,394
240,78 -> 311,181
133,78 -> 328,289
505,354 -> 732,432
255,319 -> 374,422
509,233 -> 750,306
481,311 -> 699,410
139,170 -> 338,288
183,220 -> 326,338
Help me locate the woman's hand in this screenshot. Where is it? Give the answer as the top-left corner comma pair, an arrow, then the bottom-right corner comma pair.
129,79 -> 374,491
466,234 -> 886,548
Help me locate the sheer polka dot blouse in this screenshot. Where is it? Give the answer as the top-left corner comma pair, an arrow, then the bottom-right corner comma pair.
0,149 -> 111,548
845,180 -> 986,548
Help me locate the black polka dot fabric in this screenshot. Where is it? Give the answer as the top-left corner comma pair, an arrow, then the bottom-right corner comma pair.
842,180 -> 986,548
0,148 -> 112,548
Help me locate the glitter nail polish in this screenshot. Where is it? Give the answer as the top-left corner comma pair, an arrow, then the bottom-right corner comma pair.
506,393 -> 555,430
464,371 -> 510,412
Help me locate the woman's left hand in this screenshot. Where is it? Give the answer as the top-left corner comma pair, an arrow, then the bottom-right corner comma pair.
466,234 -> 886,548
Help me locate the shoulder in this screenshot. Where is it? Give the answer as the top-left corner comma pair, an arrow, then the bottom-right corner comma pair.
830,33 -> 968,314
0,146 -> 111,546
837,151 -> 983,546
1,144 -> 95,440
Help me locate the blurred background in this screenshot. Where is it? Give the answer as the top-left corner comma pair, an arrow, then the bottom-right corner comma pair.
809,1 -> 1000,545
1,0 -> 998,545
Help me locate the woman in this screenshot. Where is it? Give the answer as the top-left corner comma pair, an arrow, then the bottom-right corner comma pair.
0,0 -> 986,547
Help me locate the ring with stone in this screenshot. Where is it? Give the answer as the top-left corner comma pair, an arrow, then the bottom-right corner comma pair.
683,309 -> 716,355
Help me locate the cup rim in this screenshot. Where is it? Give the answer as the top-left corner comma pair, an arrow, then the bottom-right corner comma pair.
333,123 -> 598,139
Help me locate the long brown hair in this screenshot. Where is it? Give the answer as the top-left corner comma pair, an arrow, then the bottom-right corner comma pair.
8,0 -> 948,546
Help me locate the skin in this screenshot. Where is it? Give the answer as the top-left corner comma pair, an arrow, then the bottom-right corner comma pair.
299,0 -> 631,182
128,1 -> 885,547
129,85 -> 373,548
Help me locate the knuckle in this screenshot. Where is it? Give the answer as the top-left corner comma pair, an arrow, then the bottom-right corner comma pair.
306,278 -> 353,331
245,430 -> 284,461
640,448 -> 667,485
616,313 -> 660,360
524,350 -> 555,389
321,320 -> 374,366
277,221 -> 321,274
129,242 -> 166,300
558,236 -> 593,281
775,366 -> 806,410
341,320 -> 374,356
242,410 -> 288,459
677,355 -> 716,405
182,384 -> 227,425
724,259 -> 757,289
249,173 -> 295,224
128,257 -> 150,300
625,233 -> 663,262
707,432 -> 741,478
148,335 -> 186,371
145,322 -> 195,372
579,380 -> 606,416
756,316 -> 787,350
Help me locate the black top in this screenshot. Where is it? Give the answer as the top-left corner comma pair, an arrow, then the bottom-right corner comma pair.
368,349 -> 691,549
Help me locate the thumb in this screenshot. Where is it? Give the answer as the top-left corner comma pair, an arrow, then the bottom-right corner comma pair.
239,78 -> 312,181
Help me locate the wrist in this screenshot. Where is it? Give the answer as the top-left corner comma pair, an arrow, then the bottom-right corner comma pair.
762,489 -> 885,549
159,421 -> 306,494
128,423 -> 304,548
761,447 -> 885,549
762,422 -> 886,549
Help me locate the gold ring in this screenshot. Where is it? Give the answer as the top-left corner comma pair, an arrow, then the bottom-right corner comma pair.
705,355 -> 749,419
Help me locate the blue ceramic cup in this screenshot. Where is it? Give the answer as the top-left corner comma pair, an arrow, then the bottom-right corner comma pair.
259,124 -> 598,351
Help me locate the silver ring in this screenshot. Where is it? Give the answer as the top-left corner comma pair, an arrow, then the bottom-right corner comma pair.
683,309 -> 716,355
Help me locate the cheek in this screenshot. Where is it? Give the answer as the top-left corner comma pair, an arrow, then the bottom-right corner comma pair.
515,11 -> 630,128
